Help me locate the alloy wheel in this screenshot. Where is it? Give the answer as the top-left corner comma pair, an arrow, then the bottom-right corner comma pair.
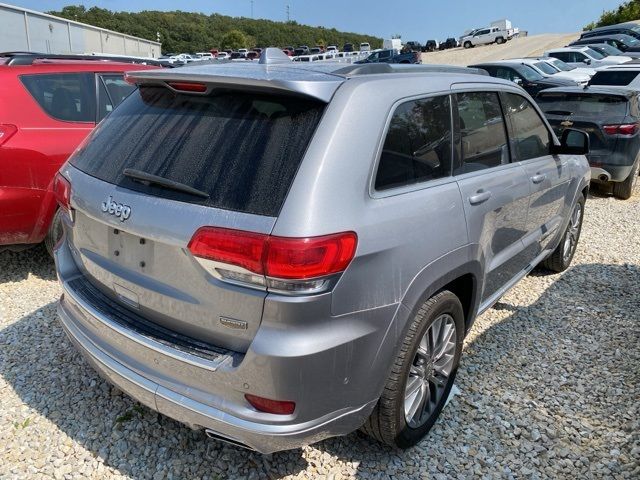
562,202 -> 582,262
404,314 -> 457,428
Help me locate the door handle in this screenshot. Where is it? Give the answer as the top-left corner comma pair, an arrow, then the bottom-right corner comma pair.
469,190 -> 492,205
531,173 -> 547,184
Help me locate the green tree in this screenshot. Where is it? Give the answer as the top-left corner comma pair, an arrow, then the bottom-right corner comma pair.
220,30 -> 248,50
47,5 -> 383,53
585,0 -> 640,29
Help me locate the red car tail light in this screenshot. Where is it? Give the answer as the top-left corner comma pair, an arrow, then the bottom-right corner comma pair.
0,124 -> 17,146
188,227 -> 267,274
604,124 -> 638,136
244,394 -> 295,415
53,173 -> 71,211
188,228 -> 357,293
265,233 -> 357,279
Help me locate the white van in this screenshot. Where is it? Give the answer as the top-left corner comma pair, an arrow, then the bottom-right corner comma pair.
382,38 -> 403,52
360,43 -> 371,52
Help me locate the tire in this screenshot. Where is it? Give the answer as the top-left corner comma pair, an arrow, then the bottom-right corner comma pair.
612,159 -> 639,200
44,208 -> 64,258
541,194 -> 585,272
495,37 -> 505,44
463,41 -> 471,49
361,290 -> 464,449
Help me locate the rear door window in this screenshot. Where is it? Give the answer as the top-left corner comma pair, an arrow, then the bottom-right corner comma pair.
455,92 -> 509,174
96,74 -> 136,121
501,93 -> 551,161
69,87 -> 325,217
375,95 -> 452,191
20,73 -> 96,123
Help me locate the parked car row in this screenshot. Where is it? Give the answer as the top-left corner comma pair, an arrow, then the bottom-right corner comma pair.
469,24 -> 640,200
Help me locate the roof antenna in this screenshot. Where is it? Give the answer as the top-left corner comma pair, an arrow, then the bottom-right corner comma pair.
259,47 -> 292,65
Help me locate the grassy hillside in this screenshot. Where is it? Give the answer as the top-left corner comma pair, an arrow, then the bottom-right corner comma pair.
585,0 -> 640,29
49,5 -> 383,53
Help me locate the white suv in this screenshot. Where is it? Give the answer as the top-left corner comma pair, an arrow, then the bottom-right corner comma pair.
544,47 -> 632,69
514,58 -> 591,85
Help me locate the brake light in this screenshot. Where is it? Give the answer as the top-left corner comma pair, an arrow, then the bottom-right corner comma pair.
188,227 -> 357,292
603,124 -> 638,135
0,124 -> 17,146
188,228 -> 267,274
265,234 -> 357,279
244,394 -> 295,415
53,173 -> 71,211
167,82 -> 208,93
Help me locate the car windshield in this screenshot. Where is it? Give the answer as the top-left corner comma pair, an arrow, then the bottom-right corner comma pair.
585,48 -> 605,60
548,58 -> 575,71
535,61 -> 559,75
622,35 -> 640,45
536,92 -> 628,116
597,44 -> 624,55
520,65 -> 544,81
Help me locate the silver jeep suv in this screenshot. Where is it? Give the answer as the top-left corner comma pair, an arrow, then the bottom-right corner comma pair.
54,50 -> 590,453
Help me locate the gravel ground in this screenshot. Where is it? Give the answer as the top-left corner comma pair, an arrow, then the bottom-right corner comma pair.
1,186 -> 638,479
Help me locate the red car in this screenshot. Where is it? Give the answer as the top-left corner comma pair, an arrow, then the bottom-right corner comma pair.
0,54 -> 159,255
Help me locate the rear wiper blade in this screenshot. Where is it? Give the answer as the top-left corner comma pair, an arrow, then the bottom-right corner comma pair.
123,169 -> 210,199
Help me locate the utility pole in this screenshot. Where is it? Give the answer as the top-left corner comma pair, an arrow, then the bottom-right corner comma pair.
250,0 -> 254,18
286,3 -> 290,22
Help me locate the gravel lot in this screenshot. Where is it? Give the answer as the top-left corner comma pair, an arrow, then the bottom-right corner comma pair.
1,186 -> 638,479
420,33 -> 580,66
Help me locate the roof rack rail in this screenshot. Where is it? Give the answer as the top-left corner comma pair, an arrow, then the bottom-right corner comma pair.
331,63 -> 489,77
0,52 -> 163,67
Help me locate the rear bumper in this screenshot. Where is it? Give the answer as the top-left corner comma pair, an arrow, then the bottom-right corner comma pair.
54,241 -> 390,453
57,299 -> 375,453
590,165 -> 635,183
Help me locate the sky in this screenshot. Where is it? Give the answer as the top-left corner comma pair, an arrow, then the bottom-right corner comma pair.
10,0 -> 624,41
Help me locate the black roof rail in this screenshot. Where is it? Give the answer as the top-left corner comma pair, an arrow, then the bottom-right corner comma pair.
0,52 -> 163,67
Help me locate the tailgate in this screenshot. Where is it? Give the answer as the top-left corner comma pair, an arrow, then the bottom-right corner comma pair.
65,167 -> 275,352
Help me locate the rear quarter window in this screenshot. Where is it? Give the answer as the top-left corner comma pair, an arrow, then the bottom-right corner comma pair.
20,73 -> 96,122
375,95 -> 452,191
69,87 -> 325,217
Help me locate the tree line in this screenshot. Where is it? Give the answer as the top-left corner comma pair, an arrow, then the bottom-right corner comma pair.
585,0 -> 640,29
49,6 -> 383,53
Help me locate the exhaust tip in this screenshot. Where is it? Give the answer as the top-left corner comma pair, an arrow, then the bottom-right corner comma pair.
599,174 -> 610,182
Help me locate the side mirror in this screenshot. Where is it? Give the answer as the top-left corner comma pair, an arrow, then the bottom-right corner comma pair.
583,58 -> 592,65
553,128 -> 590,155
513,77 -> 523,85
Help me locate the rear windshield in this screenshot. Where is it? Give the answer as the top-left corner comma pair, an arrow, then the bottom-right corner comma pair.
589,70 -> 640,86
536,92 -> 628,116
70,87 -> 325,217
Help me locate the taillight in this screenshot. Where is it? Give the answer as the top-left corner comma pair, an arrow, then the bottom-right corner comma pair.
187,228 -> 357,294
53,173 -> 71,211
244,394 -> 295,415
603,124 -> 638,135
167,82 -> 208,93
0,124 -> 17,146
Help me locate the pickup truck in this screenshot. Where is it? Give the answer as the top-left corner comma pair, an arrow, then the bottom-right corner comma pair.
355,49 -> 421,64
461,26 -> 508,48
